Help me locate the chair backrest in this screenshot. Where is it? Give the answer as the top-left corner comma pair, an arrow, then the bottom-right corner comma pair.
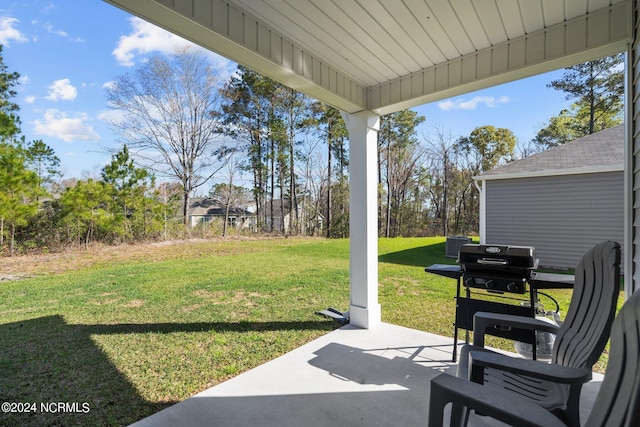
585,289 -> 640,427
551,241 -> 621,368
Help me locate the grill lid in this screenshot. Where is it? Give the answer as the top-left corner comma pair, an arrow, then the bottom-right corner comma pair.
458,244 -> 538,271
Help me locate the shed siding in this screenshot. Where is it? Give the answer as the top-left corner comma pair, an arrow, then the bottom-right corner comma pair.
485,171 -> 623,270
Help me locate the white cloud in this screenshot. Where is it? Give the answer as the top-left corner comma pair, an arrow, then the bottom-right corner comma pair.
438,95 -> 510,111
0,16 -> 28,45
113,17 -> 188,66
44,22 -> 83,42
44,23 -> 67,38
112,17 -> 236,76
46,78 -> 78,101
33,109 -> 100,142
25,95 -> 35,104
97,108 -> 126,124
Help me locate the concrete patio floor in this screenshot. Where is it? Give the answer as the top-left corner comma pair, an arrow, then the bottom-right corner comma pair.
130,323 -> 602,427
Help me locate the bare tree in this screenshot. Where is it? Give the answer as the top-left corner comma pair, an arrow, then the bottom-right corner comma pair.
384,142 -> 426,237
424,128 -> 458,236
106,46 -> 229,225
297,135 -> 327,236
210,155 -> 246,237
378,110 -> 425,237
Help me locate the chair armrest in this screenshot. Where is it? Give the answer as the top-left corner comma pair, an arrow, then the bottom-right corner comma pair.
468,349 -> 592,384
428,373 -> 566,427
473,311 -> 560,347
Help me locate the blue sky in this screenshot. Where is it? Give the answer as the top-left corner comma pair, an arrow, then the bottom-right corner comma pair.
2,0 -> 574,180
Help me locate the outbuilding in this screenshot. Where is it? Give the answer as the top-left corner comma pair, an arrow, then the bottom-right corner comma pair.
475,124 -> 624,270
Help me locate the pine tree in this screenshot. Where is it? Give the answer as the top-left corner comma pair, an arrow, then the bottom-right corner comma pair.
0,143 -> 39,255
101,145 -> 156,241
0,45 -> 21,142
533,54 -> 624,149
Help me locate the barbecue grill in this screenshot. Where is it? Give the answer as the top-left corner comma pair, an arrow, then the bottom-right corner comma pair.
458,244 -> 538,294
426,245 -> 573,362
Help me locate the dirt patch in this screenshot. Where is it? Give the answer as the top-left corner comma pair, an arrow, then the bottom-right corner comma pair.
193,289 -> 268,307
193,289 -> 223,299
0,245 -> 141,278
90,298 -> 120,306
123,299 -> 145,308
99,292 -> 119,297
0,236 -> 294,280
182,304 -> 202,312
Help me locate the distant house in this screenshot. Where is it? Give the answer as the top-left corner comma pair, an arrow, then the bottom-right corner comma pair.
261,199 -> 298,234
474,124 -> 624,270
255,198 -> 323,235
188,198 -> 256,230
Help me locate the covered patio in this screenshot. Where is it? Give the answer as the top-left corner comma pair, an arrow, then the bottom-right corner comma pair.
101,0 -> 634,425
130,323 -> 602,426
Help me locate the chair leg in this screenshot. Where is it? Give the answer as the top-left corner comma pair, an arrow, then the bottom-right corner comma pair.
450,402 -> 470,427
427,394 -> 446,427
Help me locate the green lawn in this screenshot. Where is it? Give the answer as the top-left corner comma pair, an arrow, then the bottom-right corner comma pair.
0,237 -> 609,426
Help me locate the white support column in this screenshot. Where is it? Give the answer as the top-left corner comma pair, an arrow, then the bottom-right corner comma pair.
343,110 -> 381,329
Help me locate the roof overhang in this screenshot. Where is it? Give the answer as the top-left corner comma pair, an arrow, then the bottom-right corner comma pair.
103,0 -> 633,115
475,164 -> 624,182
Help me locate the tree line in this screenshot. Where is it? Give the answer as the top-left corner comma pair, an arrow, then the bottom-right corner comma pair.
0,45 -> 624,256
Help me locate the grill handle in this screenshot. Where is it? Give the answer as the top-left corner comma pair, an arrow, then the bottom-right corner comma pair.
476,258 -> 508,266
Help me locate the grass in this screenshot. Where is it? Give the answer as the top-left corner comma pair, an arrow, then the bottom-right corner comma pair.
0,237 -> 621,426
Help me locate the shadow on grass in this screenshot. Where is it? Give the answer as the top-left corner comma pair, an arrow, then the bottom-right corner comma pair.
378,241 -> 454,267
0,315 -> 331,427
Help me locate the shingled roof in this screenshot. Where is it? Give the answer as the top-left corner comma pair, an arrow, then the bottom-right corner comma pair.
189,198 -> 252,217
477,124 -> 624,180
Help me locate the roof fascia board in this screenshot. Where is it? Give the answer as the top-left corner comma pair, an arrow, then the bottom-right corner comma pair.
474,164 -> 624,182
369,1 -> 632,115
104,0 -> 367,113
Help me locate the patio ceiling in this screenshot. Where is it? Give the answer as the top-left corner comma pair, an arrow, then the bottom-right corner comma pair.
104,0 -> 632,116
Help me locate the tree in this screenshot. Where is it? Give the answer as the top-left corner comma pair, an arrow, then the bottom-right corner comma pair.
156,181 -> 183,239
378,110 -> 425,237
533,54 -> 624,148
279,86 -> 310,235
59,179 -> 110,249
209,156 -> 250,237
0,45 -> 21,142
221,66 -> 273,231
296,135 -> 327,236
106,46 -> 229,225
452,126 -> 515,235
308,102 -> 348,238
530,110 -> 578,149
0,143 -> 40,255
424,128 -> 458,236
101,145 -> 156,241
456,125 -> 516,174
25,139 -> 60,193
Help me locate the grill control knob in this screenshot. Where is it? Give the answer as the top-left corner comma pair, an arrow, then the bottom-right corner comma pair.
485,280 -> 495,289
507,282 -> 519,292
